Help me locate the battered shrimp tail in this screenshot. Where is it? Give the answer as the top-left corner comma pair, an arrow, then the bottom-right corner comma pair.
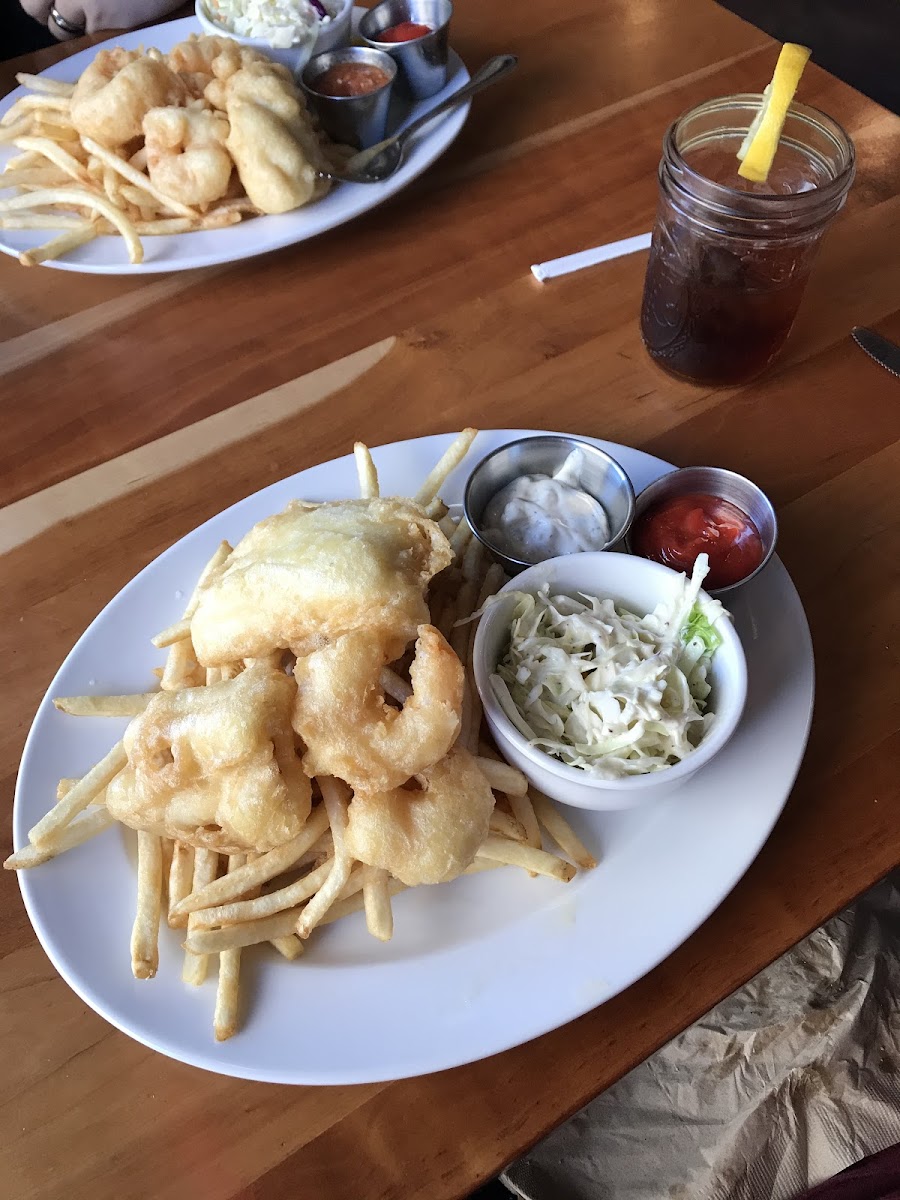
293,625 -> 464,791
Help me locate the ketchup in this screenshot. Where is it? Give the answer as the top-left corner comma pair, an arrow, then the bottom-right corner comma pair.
378,20 -> 432,41
631,492 -> 764,590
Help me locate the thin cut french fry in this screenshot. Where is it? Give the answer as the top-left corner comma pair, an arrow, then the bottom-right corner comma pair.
473,755 -> 528,797
529,790 -> 598,869
167,842 -> 195,928
424,497 -> 448,521
354,442 -> 379,499
337,863 -> 368,902
489,809 -> 526,843
80,136 -> 198,220
363,867 -> 394,941
131,832 -> 163,978
476,835 -> 576,882
189,541 -> 232,610
270,934 -> 304,960
506,788 -> 542,850
0,213 -> 86,229
461,563 -> 505,751
214,853 -> 246,1041
450,516 -> 473,558
295,778 -> 352,939
3,149 -> 42,170
18,223 -> 95,267
4,807 -> 113,869
321,877 -> 408,927
183,849 -> 220,985
0,119 -> 34,145
14,75 -> 74,98
205,667 -> 222,685
189,859 -> 332,929
53,693 -> 155,717
186,906 -> 301,953
15,73 -> 76,96
12,136 -> 90,184
437,512 -> 457,539
380,666 -> 412,704
414,428 -> 478,506
172,804 -> 330,917
0,186 -> 142,263
161,541 -> 231,690
161,638 -> 196,692
152,617 -> 191,648
1,94 -> 70,126
28,740 -> 126,846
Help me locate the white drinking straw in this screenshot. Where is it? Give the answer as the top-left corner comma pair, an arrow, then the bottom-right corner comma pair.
531,232 -> 653,282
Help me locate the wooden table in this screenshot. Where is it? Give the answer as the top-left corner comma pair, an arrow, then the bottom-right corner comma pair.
2,4 -> 899,1198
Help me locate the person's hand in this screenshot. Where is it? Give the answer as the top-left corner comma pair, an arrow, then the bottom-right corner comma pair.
19,0 -> 185,41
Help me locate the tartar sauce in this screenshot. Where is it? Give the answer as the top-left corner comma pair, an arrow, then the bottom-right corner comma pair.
481,451 -> 611,562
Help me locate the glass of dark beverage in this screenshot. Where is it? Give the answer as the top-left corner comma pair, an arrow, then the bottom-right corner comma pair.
640,95 -> 855,386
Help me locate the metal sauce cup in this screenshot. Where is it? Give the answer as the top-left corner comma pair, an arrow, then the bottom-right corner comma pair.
626,466 -> 778,595
301,47 -> 397,149
359,0 -> 452,101
464,436 -> 636,576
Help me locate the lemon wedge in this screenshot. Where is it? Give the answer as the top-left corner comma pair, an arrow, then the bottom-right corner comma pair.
737,42 -> 812,183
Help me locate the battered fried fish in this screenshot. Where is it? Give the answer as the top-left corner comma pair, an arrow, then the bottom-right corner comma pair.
105,666 -> 311,854
222,62 -> 332,214
191,498 -> 452,666
344,748 -> 496,886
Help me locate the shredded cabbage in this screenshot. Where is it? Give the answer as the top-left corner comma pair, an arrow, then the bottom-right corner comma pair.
206,0 -> 339,48
490,554 -> 729,779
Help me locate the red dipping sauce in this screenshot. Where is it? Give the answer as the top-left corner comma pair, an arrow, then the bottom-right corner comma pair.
313,62 -> 392,97
378,20 -> 433,41
631,492 -> 764,590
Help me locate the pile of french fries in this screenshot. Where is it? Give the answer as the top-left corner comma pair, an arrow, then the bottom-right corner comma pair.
0,70 -> 255,267
6,431 -> 597,1042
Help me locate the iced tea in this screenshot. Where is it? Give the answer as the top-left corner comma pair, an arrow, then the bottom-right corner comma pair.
640,97 -> 855,387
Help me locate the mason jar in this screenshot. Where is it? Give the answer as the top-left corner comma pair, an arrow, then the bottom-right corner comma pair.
640,95 -> 855,387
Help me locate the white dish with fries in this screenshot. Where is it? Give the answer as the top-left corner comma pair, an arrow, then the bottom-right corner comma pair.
0,13 -> 469,274
9,430 -> 814,1085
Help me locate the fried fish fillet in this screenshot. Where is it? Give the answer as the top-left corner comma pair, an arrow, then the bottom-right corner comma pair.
222,62 -> 331,213
344,748 -> 496,886
191,498 -> 452,666
105,666 -> 311,854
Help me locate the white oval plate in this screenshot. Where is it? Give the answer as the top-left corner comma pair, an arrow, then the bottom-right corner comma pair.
13,431 -> 814,1084
0,13 -> 470,274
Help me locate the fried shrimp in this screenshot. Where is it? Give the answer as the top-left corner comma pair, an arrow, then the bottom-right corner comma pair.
345,747 -> 496,885
293,625 -> 464,792
70,48 -> 187,148
166,34 -> 268,101
105,666 -> 312,855
143,106 -> 233,209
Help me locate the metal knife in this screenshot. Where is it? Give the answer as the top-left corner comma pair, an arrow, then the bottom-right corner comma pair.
851,327 -> 900,378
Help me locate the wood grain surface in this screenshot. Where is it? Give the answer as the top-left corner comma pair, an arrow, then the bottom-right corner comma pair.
2,3 -> 899,1198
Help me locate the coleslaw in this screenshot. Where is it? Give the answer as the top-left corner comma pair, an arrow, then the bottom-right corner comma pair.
205,0 -> 342,49
490,555 -> 728,779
